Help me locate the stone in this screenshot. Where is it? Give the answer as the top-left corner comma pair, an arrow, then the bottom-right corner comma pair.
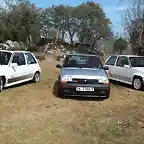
0,43 -> 9,50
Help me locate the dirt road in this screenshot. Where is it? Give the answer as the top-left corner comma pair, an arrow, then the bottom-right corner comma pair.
0,56 -> 144,144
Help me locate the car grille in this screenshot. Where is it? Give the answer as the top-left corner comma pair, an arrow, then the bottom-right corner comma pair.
71,78 -> 98,84
64,89 -> 108,96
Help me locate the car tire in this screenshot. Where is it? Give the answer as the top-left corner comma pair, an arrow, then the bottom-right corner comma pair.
104,92 -> 110,99
57,82 -> 64,98
0,77 -> 4,92
133,77 -> 143,90
105,94 -> 110,99
32,72 -> 40,83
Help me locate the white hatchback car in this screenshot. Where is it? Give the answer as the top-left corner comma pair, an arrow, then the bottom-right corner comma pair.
104,55 -> 144,90
0,50 -> 41,92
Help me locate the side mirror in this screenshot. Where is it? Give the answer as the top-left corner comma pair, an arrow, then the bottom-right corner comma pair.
56,64 -> 62,68
10,63 -> 18,67
124,64 -> 130,68
103,66 -> 109,70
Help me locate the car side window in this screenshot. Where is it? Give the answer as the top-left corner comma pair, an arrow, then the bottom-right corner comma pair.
25,53 -> 37,65
105,56 -> 117,66
12,53 -> 26,66
116,56 -> 129,67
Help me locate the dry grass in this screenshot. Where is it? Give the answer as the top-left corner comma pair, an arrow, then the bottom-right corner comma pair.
0,56 -> 144,144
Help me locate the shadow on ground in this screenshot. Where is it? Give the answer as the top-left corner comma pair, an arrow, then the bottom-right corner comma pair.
52,80 -> 58,97
52,80 -> 106,101
109,79 -> 143,92
3,81 -> 33,91
109,80 -> 133,89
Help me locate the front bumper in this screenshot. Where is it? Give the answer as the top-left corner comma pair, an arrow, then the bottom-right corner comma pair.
59,83 -> 110,98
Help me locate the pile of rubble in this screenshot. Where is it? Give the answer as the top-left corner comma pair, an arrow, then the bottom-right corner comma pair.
0,40 -> 74,61
42,43 -> 74,61
0,40 -> 25,50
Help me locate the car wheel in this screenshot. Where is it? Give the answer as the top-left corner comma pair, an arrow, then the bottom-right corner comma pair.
104,90 -> 110,99
105,94 -> 110,99
133,77 -> 143,90
33,72 -> 40,83
57,82 -> 64,98
0,77 -> 4,92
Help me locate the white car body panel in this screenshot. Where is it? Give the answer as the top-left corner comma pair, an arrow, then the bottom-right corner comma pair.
0,50 -> 41,88
104,55 -> 144,86
25,53 -> 41,76
5,64 -> 31,87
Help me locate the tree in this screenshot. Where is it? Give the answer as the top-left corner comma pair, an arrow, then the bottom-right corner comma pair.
121,0 -> 144,55
53,5 -> 67,42
40,6 -> 55,39
48,2 -> 112,47
65,6 -> 79,45
0,0 -> 41,46
113,37 -> 128,54
0,8 -> 8,42
52,5 -> 78,44
0,0 -> 113,52
75,1 -> 112,52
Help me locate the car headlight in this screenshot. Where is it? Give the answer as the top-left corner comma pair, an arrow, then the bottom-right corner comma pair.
99,77 -> 109,84
61,75 -> 72,81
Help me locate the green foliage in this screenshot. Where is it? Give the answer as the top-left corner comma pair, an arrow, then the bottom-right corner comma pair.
0,0 -> 41,45
113,38 -> 128,54
75,2 -> 112,46
0,0 -> 113,52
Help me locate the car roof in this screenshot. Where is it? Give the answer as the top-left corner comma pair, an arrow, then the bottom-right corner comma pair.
0,50 -> 31,54
109,54 -> 141,58
68,52 -> 100,57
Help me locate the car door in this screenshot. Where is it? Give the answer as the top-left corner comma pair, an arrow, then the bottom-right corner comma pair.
25,52 -> 40,78
115,56 -> 132,83
104,56 -> 117,79
7,52 -> 29,84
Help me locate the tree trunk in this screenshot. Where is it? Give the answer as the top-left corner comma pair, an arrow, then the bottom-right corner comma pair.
61,30 -> 65,42
113,49 -> 115,54
119,49 -> 123,54
68,30 -> 74,46
91,38 -> 97,51
70,37 -> 73,45
55,29 -> 59,44
80,36 -> 84,44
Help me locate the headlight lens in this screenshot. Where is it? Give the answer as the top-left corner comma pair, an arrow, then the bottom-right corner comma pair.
61,75 -> 72,81
99,77 -> 109,83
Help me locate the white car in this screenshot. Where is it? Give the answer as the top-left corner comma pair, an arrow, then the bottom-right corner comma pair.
0,50 -> 41,92
104,55 -> 144,90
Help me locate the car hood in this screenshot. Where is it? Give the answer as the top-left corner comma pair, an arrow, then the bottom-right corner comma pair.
61,67 -> 107,79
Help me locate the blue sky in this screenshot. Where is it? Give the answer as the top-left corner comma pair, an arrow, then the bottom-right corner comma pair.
29,0 -> 128,35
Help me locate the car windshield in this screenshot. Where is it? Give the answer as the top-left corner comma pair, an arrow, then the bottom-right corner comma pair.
129,57 -> 144,67
63,55 -> 103,69
0,51 -> 12,65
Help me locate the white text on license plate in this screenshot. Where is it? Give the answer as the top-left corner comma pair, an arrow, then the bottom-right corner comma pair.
76,87 -> 94,91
